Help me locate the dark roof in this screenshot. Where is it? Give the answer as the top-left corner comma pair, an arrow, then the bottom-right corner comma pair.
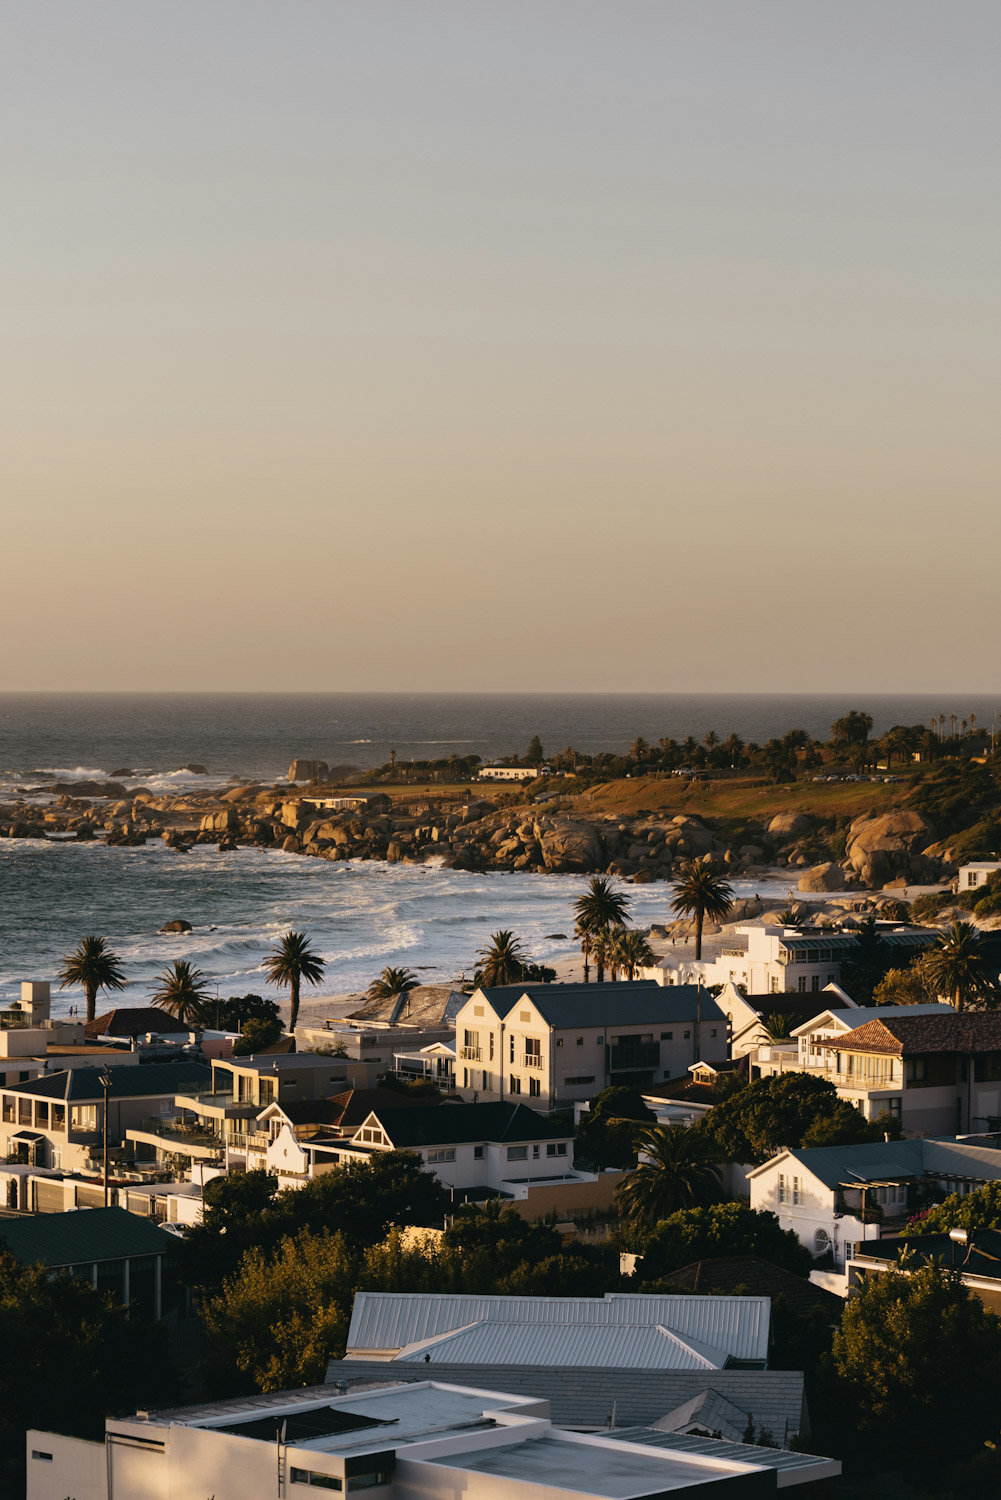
856,1228 -> 1001,1281
740,993 -> 853,1019
86,1007 -> 189,1038
332,1088 -> 436,1130
0,1206 -> 173,1267
778,935 -> 859,952
347,985 -> 464,1028
370,1102 -> 568,1148
664,1257 -> 844,1318
836,1012 -> 1001,1057
478,981 -> 725,1029
329,1362 -> 807,1438
3,1061 -> 210,1102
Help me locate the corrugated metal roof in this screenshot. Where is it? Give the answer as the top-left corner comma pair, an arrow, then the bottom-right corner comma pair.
0,1206 -> 173,1266
395,1320 -> 727,1371
329,1362 -> 807,1439
347,1291 -> 769,1364
477,982 -> 725,1030
612,1426 -> 833,1472
757,1136 -> 1001,1191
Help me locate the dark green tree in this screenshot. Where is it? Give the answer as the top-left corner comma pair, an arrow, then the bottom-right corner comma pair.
262,929 -> 326,1030
700,1072 -> 891,1164
573,876 -> 631,982
671,861 -> 734,959
632,1201 -> 812,1279
58,934 -> 126,1024
150,958 -> 212,1025
616,1125 -> 723,1225
923,920 -> 1001,1012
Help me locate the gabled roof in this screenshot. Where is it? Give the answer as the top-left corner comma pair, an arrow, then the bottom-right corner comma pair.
790,1002 -> 952,1038
331,1088 -> 437,1130
393,1319 -> 731,1371
3,1061 -> 210,1102
347,985 -> 465,1028
346,1291 -> 770,1365
369,1102 -> 566,1149
86,1006 -> 189,1038
836,1011 -> 1001,1057
476,981 -> 725,1029
0,1206 -> 173,1266
738,993 -> 854,1019
663,1256 -> 843,1318
749,1135 -> 1001,1192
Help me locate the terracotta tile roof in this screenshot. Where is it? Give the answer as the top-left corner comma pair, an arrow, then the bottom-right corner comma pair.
836,1011 -> 1001,1056
86,1006 -> 189,1038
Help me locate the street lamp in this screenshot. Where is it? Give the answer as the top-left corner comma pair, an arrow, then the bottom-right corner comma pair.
100,1066 -> 113,1208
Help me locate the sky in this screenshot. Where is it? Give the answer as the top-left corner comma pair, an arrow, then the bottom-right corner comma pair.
2,2 -> 999,693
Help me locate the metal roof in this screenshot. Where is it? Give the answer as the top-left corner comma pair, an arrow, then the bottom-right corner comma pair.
476,982 -> 725,1030
0,1206 -> 174,1267
329,1363 -> 807,1439
394,1320 -> 730,1371
750,1135 -> 1001,1191
612,1426 -> 837,1478
346,1291 -> 770,1365
371,1103 -> 568,1148
3,1061 -> 210,1101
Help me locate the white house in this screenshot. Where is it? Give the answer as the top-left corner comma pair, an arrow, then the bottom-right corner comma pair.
748,1135 -> 1001,1271
712,982 -> 858,1060
452,981 -> 728,1113
648,926 -> 861,995
957,860 -> 1001,892
477,765 -> 541,781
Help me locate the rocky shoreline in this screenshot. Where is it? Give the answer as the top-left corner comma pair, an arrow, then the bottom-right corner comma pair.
0,780 -> 957,895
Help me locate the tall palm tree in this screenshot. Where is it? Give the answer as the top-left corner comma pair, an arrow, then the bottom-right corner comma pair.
722,733 -> 744,768
589,927 -> 612,985
58,935 -> 126,1024
763,1011 -> 794,1041
367,966 -> 419,1001
573,877 -> 630,982
475,930 -> 527,987
616,1125 -> 722,1224
923,921 -> 1000,1013
150,960 -> 212,1025
610,928 -> 656,981
262,929 -> 326,1030
671,860 -> 735,960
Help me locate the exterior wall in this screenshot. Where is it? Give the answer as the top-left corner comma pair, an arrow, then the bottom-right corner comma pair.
27,1432 -> 107,1500
749,1160 -> 881,1270
0,1089 -> 186,1172
507,1171 -> 624,1221
958,862 -> 1001,892
477,766 -> 540,780
210,1060 -> 357,1105
453,994 -> 727,1114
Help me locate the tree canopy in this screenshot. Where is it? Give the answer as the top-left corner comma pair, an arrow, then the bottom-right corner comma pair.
630,1201 -> 812,1279
700,1072 -> 897,1164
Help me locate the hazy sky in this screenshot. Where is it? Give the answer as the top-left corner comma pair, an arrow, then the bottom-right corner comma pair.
2,3 -> 998,693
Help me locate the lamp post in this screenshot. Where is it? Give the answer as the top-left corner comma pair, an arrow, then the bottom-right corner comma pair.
100,1065 -> 113,1208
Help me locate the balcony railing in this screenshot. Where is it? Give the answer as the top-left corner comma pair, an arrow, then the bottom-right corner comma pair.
459,1046 -> 482,1061
522,1053 -> 543,1070
135,1117 -> 225,1150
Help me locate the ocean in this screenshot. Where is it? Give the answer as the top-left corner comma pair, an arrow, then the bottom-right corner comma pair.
1,692 -> 991,1012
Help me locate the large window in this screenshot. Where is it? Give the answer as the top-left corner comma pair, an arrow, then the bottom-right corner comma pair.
529,1077 -> 541,1097
426,1148 -> 455,1164
547,1143 -> 568,1158
290,1471 -> 341,1491
507,1145 -> 528,1161
18,1098 -> 32,1126
1,1097 -> 13,1124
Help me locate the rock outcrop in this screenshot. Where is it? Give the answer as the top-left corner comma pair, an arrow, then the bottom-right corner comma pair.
845,810 -> 937,888
288,759 -> 329,782
798,861 -> 848,893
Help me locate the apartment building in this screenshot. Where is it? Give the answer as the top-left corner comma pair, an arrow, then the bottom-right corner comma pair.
452,982 -> 727,1112
651,925 -> 937,996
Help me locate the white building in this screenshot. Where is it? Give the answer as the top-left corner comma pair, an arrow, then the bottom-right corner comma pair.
748,1135 -> 1001,1271
648,926 -> 861,995
477,765 -> 541,781
452,982 -> 728,1113
27,1378 -> 838,1500
957,860 -> 1001,892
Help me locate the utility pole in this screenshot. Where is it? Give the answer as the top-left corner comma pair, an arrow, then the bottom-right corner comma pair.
100,1065 -> 113,1208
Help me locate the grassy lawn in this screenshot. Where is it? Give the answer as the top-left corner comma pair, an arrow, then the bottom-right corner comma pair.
579,776 -> 915,823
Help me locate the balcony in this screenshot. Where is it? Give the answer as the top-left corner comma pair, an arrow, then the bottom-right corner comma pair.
126,1116 -> 225,1160
459,1046 -> 482,1061
522,1053 -> 543,1070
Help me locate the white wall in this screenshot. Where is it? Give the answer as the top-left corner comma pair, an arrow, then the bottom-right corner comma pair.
26,1433 -> 107,1500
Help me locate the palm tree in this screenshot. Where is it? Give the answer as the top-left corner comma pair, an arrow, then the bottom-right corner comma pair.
703,730 -> 720,751
923,921 -> 1000,1013
610,928 -> 656,981
573,877 -> 630,982
262,929 -> 326,1030
763,1011 -> 794,1041
671,860 -> 735,960
58,935 -> 126,1024
150,959 -> 212,1025
475,930 -> 527,987
589,927 -> 612,985
367,966 -> 419,1001
616,1125 -> 722,1224
722,733 -> 744,768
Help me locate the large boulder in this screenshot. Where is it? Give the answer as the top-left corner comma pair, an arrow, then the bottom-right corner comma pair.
537,818 -> 603,872
288,759 -> 329,783
768,811 -> 814,841
798,862 -> 846,893
199,807 -> 238,833
159,918 -> 192,933
845,809 -> 937,888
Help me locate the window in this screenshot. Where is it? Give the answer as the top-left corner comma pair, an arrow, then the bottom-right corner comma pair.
427,1148 -> 455,1164
792,1175 -> 803,1205
798,976 -> 807,993
811,975 -> 820,992
660,1031 -> 673,1041
778,1173 -> 787,1204
290,1469 -> 342,1490
905,1058 -> 928,1085
51,1104 -> 65,1133
348,1476 -> 390,1492
1,1097 -> 13,1124
779,1173 -> 802,1204
525,1037 -> 541,1060
70,1103 -> 96,1131
886,1097 -> 902,1117
564,1075 -> 595,1086
463,1068 -> 468,1088
576,1036 -> 584,1046
556,1037 -> 564,1047
596,1036 -> 603,1044
509,1036 -> 515,1063
683,1030 -> 690,1040
507,1145 -> 528,1160
489,1033 -> 495,1060
31,1451 -> 52,1463
529,1077 -> 541,1097
969,872 -> 980,887
358,1126 -> 388,1145
509,1075 -> 522,1094
770,977 -> 779,994
19,1098 -> 33,1126
547,1142 -> 568,1157
709,1028 -> 717,1039
473,1145 -> 484,1159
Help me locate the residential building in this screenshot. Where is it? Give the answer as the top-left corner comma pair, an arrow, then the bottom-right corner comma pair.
748,1135 -> 1001,1271
649,925 -> 936,996
452,982 -> 728,1112
393,1040 -> 456,1088
343,1290 -> 771,1369
85,1006 -> 191,1043
477,764 -> 541,780
715,984 -> 857,1060
27,1377 -> 838,1500
957,860 -> 1001,892
801,1010 -> 1001,1133
210,1052 -> 366,1106
0,1206 -> 178,1318
0,1062 -> 210,1172
749,1002 -> 954,1090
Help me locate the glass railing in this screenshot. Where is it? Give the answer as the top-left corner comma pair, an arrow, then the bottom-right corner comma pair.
133,1117 -> 225,1149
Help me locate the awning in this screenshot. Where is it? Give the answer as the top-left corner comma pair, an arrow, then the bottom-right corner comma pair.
10,1131 -> 45,1143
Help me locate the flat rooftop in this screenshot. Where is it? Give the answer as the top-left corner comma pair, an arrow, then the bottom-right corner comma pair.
430,1432 -> 761,1497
